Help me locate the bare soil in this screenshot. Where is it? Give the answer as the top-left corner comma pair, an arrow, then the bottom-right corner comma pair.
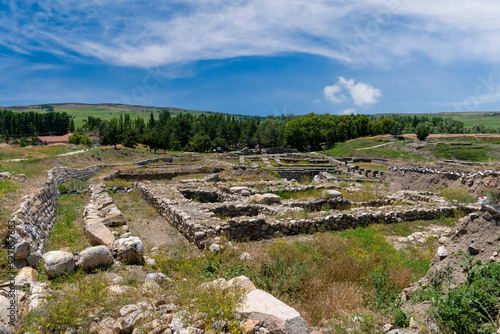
109,189 -> 191,251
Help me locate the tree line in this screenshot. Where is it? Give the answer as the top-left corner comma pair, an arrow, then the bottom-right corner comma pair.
0,109 -> 74,141
4,108 -> 500,152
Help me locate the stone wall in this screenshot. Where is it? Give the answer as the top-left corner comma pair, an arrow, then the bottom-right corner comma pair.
137,183 -> 217,248
9,165 -> 107,268
8,157 -> 178,269
137,182 -> 477,248
105,167 -> 225,181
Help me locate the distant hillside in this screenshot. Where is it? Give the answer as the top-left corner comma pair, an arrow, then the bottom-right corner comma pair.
377,111 -> 500,129
1,103 -> 261,127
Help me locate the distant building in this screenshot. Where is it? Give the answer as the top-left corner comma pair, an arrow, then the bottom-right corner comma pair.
37,133 -> 73,145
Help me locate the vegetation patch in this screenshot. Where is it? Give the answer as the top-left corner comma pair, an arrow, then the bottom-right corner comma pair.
47,193 -> 89,253
429,144 -> 490,162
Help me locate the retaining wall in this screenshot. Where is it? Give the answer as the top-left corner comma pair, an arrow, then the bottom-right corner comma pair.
137,182 -> 477,247
7,157 -> 176,269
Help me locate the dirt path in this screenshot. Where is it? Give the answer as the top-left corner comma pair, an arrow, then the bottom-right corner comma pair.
3,148 -> 89,162
355,142 -> 393,150
110,189 -> 192,250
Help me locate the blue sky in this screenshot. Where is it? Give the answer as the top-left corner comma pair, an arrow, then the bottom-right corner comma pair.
1,0 -> 500,116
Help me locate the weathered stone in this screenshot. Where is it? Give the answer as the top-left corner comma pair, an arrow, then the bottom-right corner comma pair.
26,252 -> 41,268
227,276 -> 257,293
325,190 -> 342,198
146,273 -> 171,288
237,289 -> 307,334
13,240 -> 31,260
437,246 -> 448,258
230,186 -> 250,194
113,237 -> 144,264
85,221 -> 116,246
0,295 -> 16,326
76,246 -> 114,270
42,251 -> 75,278
15,267 -> 37,286
89,315 -> 120,334
252,193 -> 281,205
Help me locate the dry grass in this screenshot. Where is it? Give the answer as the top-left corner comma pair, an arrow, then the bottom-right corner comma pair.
298,280 -> 365,326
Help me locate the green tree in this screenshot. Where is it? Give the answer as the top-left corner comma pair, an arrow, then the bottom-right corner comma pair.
415,122 -> 431,141
123,129 -> 138,148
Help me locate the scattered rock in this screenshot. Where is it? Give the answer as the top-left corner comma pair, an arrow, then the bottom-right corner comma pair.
15,267 -> 37,286
325,190 -> 342,198
113,237 -> 144,264
76,246 -> 114,270
437,246 -> 448,259
13,240 -> 31,260
85,220 -> 116,246
251,193 -> 281,204
240,252 -> 252,260
237,289 -> 307,334
42,251 -> 75,278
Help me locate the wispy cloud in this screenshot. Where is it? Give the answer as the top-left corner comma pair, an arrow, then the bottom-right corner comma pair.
1,0 -> 500,69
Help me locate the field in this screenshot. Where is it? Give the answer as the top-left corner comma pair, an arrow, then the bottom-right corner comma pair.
2,103 -> 253,127
396,111 -> 500,129
2,138 -> 500,334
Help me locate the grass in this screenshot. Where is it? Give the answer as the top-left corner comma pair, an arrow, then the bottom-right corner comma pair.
438,187 -> 476,204
0,177 -> 19,201
326,139 -> 426,162
274,188 -> 325,200
151,214 -> 452,330
46,193 -> 89,253
429,144 -> 491,162
20,269 -> 144,333
341,183 -> 387,202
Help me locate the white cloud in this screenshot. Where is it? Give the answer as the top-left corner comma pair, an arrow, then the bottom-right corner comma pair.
341,108 -> 357,115
323,84 -> 346,103
2,0 -> 500,69
324,77 -> 381,106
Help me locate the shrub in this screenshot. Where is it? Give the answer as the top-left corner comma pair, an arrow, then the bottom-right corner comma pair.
416,122 -> 431,141
434,257 -> 500,333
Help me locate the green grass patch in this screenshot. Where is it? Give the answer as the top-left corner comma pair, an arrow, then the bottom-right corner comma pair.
274,188 -> 325,200
47,193 -> 89,253
326,140 -> 426,162
0,178 -> 19,200
438,187 -> 476,204
429,144 -> 490,162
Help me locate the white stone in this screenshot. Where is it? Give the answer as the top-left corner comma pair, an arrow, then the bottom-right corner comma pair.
76,246 -> 114,270
437,246 -> 448,258
209,244 -> 221,253
240,252 -> 252,260
251,193 -> 281,204
113,237 -> 144,264
42,251 -> 75,278
85,220 -> 115,246
325,190 -> 342,198
237,289 -> 307,334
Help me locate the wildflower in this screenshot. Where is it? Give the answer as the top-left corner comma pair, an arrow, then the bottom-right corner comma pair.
489,180 -> 493,183
489,185 -> 491,188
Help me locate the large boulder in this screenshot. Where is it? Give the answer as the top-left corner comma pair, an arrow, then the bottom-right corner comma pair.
42,251 -> 75,278
325,190 -> 342,198
103,206 -> 126,226
113,237 -> 144,264
251,193 -> 281,205
237,289 -> 307,334
230,186 -> 250,194
85,220 -> 115,246
13,240 -> 31,260
76,246 -> 114,270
